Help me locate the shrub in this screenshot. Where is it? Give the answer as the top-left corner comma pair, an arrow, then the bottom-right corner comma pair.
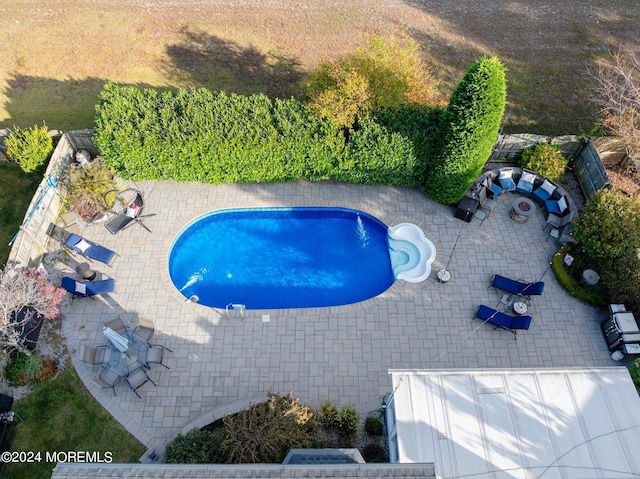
5,123 -> 54,173
305,34 -> 440,127
61,160 -> 118,220
425,57 -> 507,204
338,406 -> 359,439
519,143 -> 568,182
364,416 -> 384,436
362,443 -> 388,463
165,428 -> 222,464
320,402 -> 341,431
222,392 -> 317,463
573,189 -> 640,260
5,353 -> 43,386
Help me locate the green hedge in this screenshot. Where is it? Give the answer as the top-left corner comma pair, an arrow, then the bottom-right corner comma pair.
425,57 -> 506,204
93,83 -> 430,187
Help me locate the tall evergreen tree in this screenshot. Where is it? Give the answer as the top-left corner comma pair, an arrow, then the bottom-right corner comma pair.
425,57 -> 506,204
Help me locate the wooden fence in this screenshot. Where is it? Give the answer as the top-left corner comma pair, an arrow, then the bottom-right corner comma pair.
6,130 -> 94,269
488,133 -> 582,162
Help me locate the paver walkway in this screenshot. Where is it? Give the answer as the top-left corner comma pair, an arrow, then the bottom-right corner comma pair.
58,181 -> 613,458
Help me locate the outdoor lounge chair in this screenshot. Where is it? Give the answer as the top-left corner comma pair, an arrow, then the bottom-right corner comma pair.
490,274 -> 544,300
61,277 -> 115,299
104,188 -> 153,235
64,233 -> 116,265
475,305 -> 532,340
516,170 -> 536,194
532,179 -> 558,204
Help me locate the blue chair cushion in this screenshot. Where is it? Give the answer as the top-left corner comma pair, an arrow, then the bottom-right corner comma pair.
499,176 -> 516,191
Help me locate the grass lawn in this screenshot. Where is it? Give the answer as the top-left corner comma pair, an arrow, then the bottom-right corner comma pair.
2,1 -> 640,134
0,162 -> 40,267
3,368 -> 146,479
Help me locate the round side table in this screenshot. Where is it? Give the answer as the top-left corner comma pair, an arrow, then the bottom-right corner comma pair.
76,263 -> 96,281
437,269 -> 451,283
513,301 -> 528,315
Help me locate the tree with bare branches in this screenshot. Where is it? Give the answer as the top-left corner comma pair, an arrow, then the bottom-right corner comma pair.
589,49 -> 640,168
0,268 -> 65,356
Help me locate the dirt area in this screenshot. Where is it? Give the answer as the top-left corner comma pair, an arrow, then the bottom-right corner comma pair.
2,0 -> 640,132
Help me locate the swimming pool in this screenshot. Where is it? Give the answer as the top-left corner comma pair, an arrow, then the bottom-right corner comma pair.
168,207 -> 396,309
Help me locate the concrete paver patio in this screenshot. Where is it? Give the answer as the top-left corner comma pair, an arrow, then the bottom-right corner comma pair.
58,180 -> 613,457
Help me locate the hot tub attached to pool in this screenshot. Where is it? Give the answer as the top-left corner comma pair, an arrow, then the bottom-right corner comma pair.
168,207 -> 435,309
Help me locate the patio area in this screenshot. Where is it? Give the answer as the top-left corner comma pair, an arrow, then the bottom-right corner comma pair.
56,180 -> 613,458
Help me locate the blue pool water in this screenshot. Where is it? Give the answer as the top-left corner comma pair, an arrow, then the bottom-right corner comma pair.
168,207 -> 394,309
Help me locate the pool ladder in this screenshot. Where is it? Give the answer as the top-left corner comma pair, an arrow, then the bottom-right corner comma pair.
225,303 -> 246,319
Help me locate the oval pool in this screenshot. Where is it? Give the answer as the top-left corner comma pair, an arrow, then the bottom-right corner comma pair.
168,207 -> 395,309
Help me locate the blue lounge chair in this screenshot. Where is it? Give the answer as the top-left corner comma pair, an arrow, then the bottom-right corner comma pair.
490,274 -> 544,299
532,179 -> 558,203
64,233 -> 116,265
516,170 -> 536,194
475,305 -> 532,340
61,277 -> 115,299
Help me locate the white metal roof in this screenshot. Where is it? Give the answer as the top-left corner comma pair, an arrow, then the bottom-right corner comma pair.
389,368 -> 640,479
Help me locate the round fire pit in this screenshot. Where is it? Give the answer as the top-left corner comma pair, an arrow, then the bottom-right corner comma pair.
510,197 -> 537,223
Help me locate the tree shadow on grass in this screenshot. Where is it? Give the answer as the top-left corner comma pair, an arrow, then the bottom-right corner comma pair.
163,28 -> 304,99
2,75 -> 157,131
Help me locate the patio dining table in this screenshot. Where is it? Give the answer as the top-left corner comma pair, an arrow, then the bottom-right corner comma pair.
102,332 -> 150,377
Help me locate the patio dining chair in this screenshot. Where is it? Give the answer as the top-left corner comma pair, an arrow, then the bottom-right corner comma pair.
80,344 -> 108,367
142,344 -> 171,370
103,316 -> 128,336
131,316 -> 155,343
95,367 -> 123,396
125,367 -> 157,399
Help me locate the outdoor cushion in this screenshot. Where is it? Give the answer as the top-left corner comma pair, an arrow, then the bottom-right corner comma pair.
498,175 -> 516,191
546,196 -> 568,215
125,206 -> 137,218
75,239 -> 91,253
75,282 -> 87,295
541,179 -> 556,195
516,171 -> 536,194
532,179 -> 557,203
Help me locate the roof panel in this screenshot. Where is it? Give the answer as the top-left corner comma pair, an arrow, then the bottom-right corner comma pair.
389,368 -> 640,479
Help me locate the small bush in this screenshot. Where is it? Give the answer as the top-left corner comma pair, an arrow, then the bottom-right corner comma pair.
519,143 -> 568,183
320,402 -> 341,431
338,406 -> 359,439
305,34 -> 440,128
222,392 -> 317,463
61,160 -> 118,220
362,443 -> 388,463
5,123 -> 53,173
5,353 -> 43,386
364,416 -> 384,436
165,428 -> 222,464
